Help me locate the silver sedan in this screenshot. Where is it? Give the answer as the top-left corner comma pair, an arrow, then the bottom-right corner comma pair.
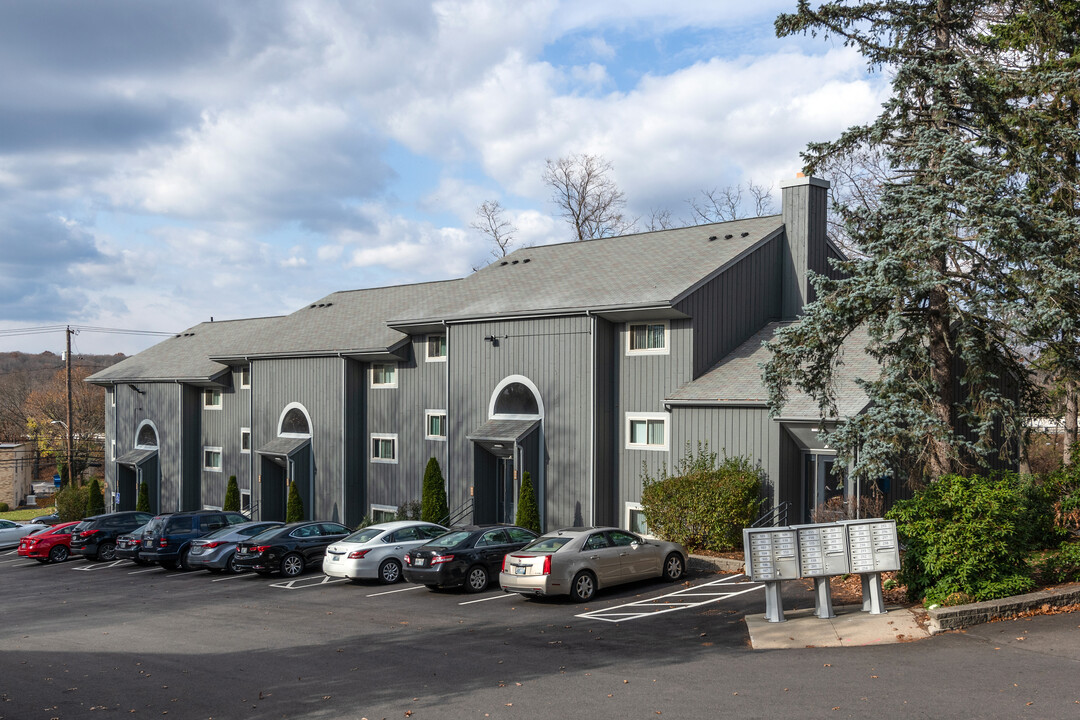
0,519 -> 46,550
499,527 -> 687,602
187,521 -> 284,573
324,521 -> 447,583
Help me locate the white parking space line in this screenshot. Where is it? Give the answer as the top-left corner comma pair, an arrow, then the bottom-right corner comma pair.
366,585 -> 425,597
128,567 -> 160,575
575,574 -> 763,624
0,558 -> 26,564
71,560 -> 126,572
13,561 -> 43,568
458,593 -> 515,606
269,575 -> 350,590
210,573 -> 250,582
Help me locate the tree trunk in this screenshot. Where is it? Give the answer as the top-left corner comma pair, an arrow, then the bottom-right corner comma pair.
1066,378 -> 1078,466
927,270 -> 954,480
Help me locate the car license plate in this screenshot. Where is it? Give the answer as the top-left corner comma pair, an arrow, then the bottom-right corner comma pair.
514,566 -> 526,575
331,555 -> 339,562
414,558 -> 425,567
238,548 -> 246,555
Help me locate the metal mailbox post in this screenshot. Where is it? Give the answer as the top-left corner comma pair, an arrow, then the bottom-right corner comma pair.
743,527 -> 799,623
792,523 -> 850,619
837,519 -> 901,615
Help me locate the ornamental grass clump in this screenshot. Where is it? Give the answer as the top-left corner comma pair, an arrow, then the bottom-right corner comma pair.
639,445 -> 761,552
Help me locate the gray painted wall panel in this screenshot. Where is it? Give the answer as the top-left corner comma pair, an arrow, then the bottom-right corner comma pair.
111,382 -> 180,512
593,317 -> 617,526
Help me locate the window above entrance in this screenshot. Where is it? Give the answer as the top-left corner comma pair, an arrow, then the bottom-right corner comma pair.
281,408 -> 310,436
136,423 -> 158,449
494,382 -> 538,416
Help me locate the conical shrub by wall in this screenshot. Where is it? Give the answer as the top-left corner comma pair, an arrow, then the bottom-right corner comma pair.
421,457 -> 449,524
85,477 -> 106,517
286,481 -> 304,522
223,475 -> 240,512
136,481 -> 150,513
515,471 -> 541,534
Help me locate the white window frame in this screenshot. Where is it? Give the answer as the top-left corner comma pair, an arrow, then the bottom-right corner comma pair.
425,410 -> 447,441
203,446 -> 223,472
240,489 -> 251,515
625,502 -> 654,538
370,363 -> 398,389
625,412 -> 670,451
240,427 -> 251,454
425,334 -> 447,362
110,389 -> 115,408
626,320 -> 670,356
239,365 -> 251,390
371,433 -> 398,464
110,439 -> 115,462
203,387 -> 223,410
371,504 -> 397,523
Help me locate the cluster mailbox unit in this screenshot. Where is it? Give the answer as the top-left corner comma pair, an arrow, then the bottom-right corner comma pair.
743,518 -> 900,623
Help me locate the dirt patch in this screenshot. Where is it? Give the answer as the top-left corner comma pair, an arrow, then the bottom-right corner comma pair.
796,571 -> 910,606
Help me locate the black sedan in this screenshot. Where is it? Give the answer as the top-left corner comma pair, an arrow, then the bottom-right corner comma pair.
233,521 -> 350,577
402,525 -> 538,593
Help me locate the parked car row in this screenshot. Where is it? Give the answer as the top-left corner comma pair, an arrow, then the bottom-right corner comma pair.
8,509 -> 689,602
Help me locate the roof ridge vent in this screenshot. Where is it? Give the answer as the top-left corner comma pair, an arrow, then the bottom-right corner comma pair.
740,232 -> 749,237
724,234 -> 733,240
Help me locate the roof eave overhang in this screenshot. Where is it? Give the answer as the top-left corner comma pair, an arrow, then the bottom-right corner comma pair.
388,303 -> 689,330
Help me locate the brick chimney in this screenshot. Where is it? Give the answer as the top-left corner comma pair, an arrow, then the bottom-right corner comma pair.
780,174 -> 830,318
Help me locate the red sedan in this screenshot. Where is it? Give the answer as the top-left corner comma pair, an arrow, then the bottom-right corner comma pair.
18,521 -> 80,563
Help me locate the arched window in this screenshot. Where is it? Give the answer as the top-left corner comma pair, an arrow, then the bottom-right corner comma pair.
281,408 -> 310,435
494,382 -> 539,416
136,422 -> 158,449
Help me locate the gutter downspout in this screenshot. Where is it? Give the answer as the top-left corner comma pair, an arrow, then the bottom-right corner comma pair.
587,310 -> 595,527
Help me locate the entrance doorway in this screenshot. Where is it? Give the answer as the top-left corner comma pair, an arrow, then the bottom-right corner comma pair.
804,452 -> 842,522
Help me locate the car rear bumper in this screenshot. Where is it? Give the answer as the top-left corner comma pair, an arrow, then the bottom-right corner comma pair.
188,549 -> 231,570
499,572 -> 560,596
323,555 -> 377,579
402,564 -> 460,587
18,546 -> 49,559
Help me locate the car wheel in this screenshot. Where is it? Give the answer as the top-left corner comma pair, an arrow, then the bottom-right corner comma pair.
465,565 -> 489,593
177,548 -> 192,571
226,553 -> 243,574
663,552 -> 685,582
570,571 -> 597,602
96,542 -> 117,561
281,552 -> 306,577
48,545 -> 69,563
378,558 -> 402,584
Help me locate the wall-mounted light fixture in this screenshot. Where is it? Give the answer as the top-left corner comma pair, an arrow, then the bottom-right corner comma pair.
483,335 -> 500,347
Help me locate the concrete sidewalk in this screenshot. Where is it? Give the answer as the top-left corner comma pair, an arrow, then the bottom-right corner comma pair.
745,604 -> 929,649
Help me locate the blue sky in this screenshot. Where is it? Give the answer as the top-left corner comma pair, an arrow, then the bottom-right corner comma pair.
0,0 -> 886,355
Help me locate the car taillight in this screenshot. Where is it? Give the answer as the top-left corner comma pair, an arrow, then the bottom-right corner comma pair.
252,545 -> 270,553
80,529 -> 99,538
502,555 -> 510,572
202,541 -> 222,549
159,537 -> 169,547
542,554 -> 551,575
403,553 -> 412,565
347,549 -> 370,559
431,554 -> 453,565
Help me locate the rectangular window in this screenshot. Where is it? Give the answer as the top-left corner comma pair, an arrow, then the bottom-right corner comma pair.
425,410 -> 447,440
625,413 -> 669,451
626,503 -> 652,537
240,490 -> 251,515
426,334 -> 447,362
239,365 -> 251,389
240,427 -> 251,454
203,387 -> 223,409
110,389 -> 115,408
627,321 -> 669,355
203,446 -> 223,472
111,439 -> 115,462
371,504 -> 397,523
371,434 -> 398,463
371,363 -> 397,388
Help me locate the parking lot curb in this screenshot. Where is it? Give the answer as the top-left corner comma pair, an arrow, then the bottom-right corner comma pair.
927,582 -> 1080,634
690,553 -> 744,574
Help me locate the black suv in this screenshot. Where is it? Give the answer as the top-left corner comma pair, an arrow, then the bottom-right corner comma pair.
141,510 -> 246,570
70,511 -> 154,561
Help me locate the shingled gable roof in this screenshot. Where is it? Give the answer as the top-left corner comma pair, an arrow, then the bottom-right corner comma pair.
390,215 -> 785,326
667,322 -> 878,420
85,316 -> 283,385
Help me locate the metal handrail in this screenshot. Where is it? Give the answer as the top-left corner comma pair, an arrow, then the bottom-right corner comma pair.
751,501 -> 789,528
440,498 -> 474,527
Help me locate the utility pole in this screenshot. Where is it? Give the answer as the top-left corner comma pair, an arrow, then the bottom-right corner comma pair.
65,326 -> 75,486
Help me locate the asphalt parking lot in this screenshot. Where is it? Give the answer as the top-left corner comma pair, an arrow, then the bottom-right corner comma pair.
2,548 -> 1079,720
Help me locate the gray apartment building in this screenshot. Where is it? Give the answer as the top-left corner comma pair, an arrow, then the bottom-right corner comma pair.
88,175 -> 872,531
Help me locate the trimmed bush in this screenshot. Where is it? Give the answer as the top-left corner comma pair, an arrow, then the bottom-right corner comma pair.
223,475 -> 240,512
515,471 -> 541,533
85,478 -> 106,517
887,473 -> 1051,606
396,501 -> 421,521
421,458 -> 449,524
1036,541 -> 1080,584
0,502 -> 8,513
136,481 -> 150,513
639,445 -> 762,552
55,484 -> 90,522
286,481 -> 304,522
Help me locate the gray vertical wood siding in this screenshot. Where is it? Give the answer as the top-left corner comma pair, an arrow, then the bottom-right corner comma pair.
780,178 -> 829,317
197,368 -> 252,508
592,318 -> 617,526
111,383 -> 181,511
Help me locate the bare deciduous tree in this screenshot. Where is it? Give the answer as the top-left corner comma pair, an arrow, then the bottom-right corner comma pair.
471,200 -> 517,260
686,181 -> 774,223
543,154 -> 633,241
644,206 -> 675,232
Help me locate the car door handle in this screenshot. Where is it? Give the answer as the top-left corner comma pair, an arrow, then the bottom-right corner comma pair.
394,546 -> 403,550
589,555 -> 599,560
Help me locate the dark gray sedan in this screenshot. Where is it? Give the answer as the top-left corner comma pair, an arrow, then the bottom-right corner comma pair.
187,521 -> 284,573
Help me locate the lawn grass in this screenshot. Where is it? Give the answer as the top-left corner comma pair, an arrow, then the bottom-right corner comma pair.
0,507 -> 55,522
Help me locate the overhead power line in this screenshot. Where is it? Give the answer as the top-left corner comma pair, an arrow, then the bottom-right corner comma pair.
0,325 -> 175,339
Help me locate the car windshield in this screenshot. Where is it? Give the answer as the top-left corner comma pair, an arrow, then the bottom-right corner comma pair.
127,523 -> 149,536
201,525 -> 236,540
73,521 -> 92,532
521,536 -> 574,553
248,526 -> 284,543
427,530 -> 472,549
343,527 -> 384,544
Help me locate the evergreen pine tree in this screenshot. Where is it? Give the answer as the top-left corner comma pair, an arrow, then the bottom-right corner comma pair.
223,475 -> 241,512
136,481 -> 150,513
515,471 -> 541,533
420,457 -> 449,524
766,0 -> 1080,485
286,481 -> 304,522
85,477 -> 105,517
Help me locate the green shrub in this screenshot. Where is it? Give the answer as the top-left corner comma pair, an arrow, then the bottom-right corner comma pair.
85,478 -> 105,517
639,445 -> 762,552
887,473 -> 1047,606
55,484 -> 90,522
286,481 -> 304,522
223,476 -> 240,512
0,502 -> 8,513
396,501 -> 421,521
136,481 -> 150,513
421,458 -> 449,524
1036,541 -> 1080,584
515,471 -> 541,533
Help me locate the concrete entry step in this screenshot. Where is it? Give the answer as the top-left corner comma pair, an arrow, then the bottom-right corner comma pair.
745,604 -> 929,649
